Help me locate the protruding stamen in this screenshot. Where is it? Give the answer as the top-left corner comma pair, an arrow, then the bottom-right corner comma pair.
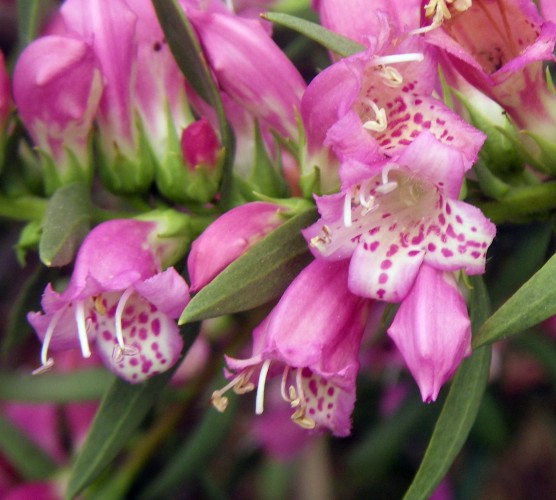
411,0 -> 471,34
33,307 -> 65,374
255,359 -> 272,415
210,370 -> 256,412
343,188 -> 354,227
115,288 -> 134,354
280,366 -> 291,402
75,301 -> 91,358
362,99 -> 387,132
371,53 -> 425,67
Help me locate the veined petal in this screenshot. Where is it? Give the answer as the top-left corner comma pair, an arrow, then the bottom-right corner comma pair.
388,264 -> 471,402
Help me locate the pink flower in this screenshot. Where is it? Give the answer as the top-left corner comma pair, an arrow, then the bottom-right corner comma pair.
187,202 -> 287,291
28,219 -> 190,383
425,0 -> 556,147
300,11 -> 484,191
211,260 -> 370,436
180,118 -> 220,170
388,264 -> 471,402
12,35 -> 102,190
303,133 -> 496,302
188,8 -> 306,140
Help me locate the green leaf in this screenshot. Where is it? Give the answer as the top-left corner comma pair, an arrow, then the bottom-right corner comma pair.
0,369 -> 113,402
39,182 -> 92,267
16,0 -> 43,51
0,414 -> 57,480
403,276 -> 492,500
65,323 -> 201,498
179,208 -> 316,323
151,0 -> 235,208
262,12 -> 364,57
473,251 -> 556,349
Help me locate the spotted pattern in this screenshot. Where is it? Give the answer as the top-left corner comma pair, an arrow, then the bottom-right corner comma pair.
299,367 -> 353,437
308,169 -> 495,302
95,291 -> 183,383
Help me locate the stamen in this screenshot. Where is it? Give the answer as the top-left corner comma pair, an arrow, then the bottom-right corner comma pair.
371,53 -> 425,67
410,0 -> 471,34
210,370 -> 255,412
377,66 -> 404,88
309,225 -> 332,251
362,99 -> 387,132
376,164 -> 399,194
33,307 -> 65,374
343,189 -> 354,227
114,288 -> 134,354
75,301 -> 91,358
280,366 -> 291,402
255,360 -> 272,415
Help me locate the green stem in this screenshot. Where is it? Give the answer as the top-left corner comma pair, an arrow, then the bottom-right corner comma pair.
0,195 -> 47,221
475,181 -> 556,223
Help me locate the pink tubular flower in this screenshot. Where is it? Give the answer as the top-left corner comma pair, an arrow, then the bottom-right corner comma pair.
211,260 -> 370,436
300,11 -> 485,191
388,264 -> 472,402
424,0 -> 556,148
188,8 -> 306,140
12,35 -> 102,190
303,133 -> 496,302
187,202 -> 287,291
28,219 -> 189,383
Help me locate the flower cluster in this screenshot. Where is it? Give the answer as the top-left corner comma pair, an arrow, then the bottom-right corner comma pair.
2,0 -> 556,496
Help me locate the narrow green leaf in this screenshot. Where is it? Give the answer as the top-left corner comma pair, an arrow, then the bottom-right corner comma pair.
403,276 -> 492,500
65,323 -> 200,498
39,182 -> 92,267
179,208 -> 316,323
473,251 -> 556,349
0,369 -> 113,402
262,12 -> 364,57
151,0 -> 235,208
0,414 -> 57,480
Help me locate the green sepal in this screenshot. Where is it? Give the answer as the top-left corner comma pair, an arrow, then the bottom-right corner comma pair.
473,251 -> 556,349
403,276 -> 492,500
299,166 -> 322,198
36,143 -> 92,196
522,129 -> 556,175
135,208 -> 192,268
39,181 -> 92,267
473,159 -> 511,200
179,208 -> 317,324
154,105 -> 223,204
262,12 -> 365,57
249,120 -> 288,198
96,116 -> 156,195
250,193 -> 315,216
451,88 -> 523,176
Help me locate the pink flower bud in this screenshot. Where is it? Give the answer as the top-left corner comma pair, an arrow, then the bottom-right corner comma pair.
180,118 -> 220,169
187,202 -> 286,291
12,35 -> 102,176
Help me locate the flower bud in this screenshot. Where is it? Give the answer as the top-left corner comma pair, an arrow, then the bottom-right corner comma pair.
12,35 -> 102,193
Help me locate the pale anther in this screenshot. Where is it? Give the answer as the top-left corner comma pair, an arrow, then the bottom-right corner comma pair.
362,99 -> 387,132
